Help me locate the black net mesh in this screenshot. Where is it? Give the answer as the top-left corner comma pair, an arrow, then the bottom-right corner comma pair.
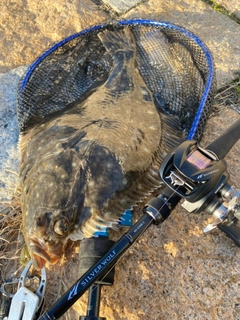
15,20 -> 218,261
17,21 -> 216,141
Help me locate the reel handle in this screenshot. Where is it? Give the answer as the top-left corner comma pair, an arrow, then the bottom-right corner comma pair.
159,117 -> 240,247
218,221 -> 240,247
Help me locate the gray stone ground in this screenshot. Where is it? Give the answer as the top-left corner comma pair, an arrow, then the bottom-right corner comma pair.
0,67 -> 27,206
0,1 -> 240,320
217,0 -> 240,19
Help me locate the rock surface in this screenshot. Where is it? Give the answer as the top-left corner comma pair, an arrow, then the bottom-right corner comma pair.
0,1 -> 240,320
216,0 -> 240,19
102,0 -> 141,13
0,67 -> 27,206
0,0 -> 108,73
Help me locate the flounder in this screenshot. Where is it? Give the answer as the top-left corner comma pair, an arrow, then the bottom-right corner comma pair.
19,27 -> 185,269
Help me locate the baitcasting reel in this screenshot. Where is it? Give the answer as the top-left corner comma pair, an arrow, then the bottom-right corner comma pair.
159,139 -> 240,246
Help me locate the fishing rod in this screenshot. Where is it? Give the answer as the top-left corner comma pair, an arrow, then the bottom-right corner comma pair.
2,117 -> 240,320
36,117 -> 240,320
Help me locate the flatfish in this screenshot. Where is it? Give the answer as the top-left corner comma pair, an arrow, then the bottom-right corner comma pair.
19,27 -> 185,269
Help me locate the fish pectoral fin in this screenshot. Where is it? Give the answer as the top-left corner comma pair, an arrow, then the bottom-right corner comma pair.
61,130 -> 87,149
98,27 -> 136,55
98,28 -> 137,92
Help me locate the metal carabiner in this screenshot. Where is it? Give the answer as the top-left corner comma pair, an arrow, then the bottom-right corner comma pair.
7,260 -> 47,320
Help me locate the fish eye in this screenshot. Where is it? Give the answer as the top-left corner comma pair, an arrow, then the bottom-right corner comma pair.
53,218 -> 70,236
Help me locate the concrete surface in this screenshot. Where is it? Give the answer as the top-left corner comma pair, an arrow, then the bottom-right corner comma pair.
0,66 -> 27,206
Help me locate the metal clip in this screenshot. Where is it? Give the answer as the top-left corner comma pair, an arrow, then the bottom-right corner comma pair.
0,278 -> 19,300
7,260 -> 46,320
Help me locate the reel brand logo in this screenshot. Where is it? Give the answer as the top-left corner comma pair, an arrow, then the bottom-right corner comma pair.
197,169 -> 219,180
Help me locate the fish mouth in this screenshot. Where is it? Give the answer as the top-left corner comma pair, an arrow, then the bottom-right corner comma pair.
28,239 -> 61,269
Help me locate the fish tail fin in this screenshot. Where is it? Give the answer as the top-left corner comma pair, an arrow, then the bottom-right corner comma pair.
98,27 -> 136,55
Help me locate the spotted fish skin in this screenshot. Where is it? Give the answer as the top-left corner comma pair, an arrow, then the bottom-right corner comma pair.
20,27 -> 185,269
